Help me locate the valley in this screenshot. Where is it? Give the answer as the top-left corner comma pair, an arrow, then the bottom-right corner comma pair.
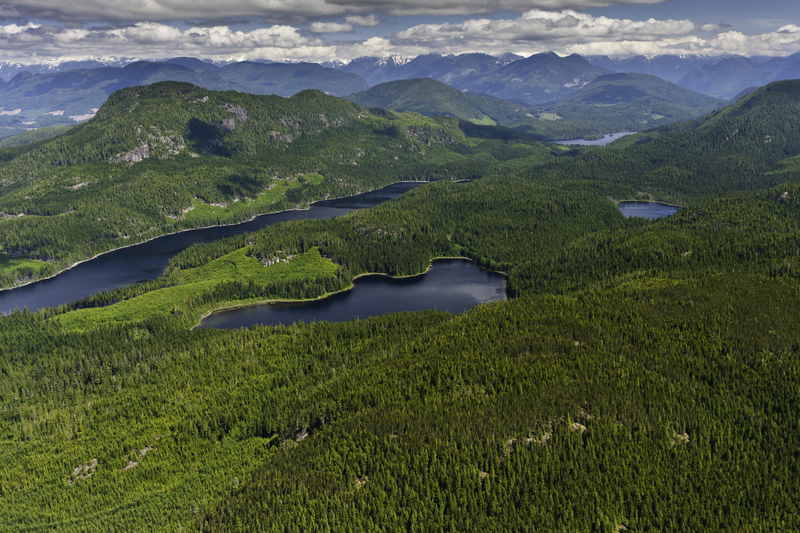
0,54 -> 798,532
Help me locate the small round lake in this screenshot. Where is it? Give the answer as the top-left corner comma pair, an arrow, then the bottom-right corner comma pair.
196,259 -> 507,329
618,201 -> 680,220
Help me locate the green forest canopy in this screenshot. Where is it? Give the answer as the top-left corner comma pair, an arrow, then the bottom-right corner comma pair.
0,80 -> 799,531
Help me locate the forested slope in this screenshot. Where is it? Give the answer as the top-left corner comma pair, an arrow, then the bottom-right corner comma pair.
50,178 -> 637,329
0,82 -> 557,289
1,211 -> 798,530
0,79 -> 799,532
510,72 -> 726,139
536,80 -> 800,204
346,77 -> 532,125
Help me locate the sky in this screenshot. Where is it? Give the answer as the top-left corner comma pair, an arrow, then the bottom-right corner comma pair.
0,0 -> 798,64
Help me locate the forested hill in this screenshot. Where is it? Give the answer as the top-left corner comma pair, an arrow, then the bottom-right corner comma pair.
1,82 -> 367,182
2,178 -> 800,531
3,79 -> 800,289
345,78 -> 530,125
1,79 -> 800,531
565,72 -> 723,110
509,72 -> 727,140
538,79 -> 800,204
0,81 -> 557,289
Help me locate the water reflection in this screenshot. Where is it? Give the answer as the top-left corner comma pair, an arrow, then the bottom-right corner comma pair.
197,259 -> 506,329
550,132 -> 636,146
0,182 -> 423,314
617,201 -> 680,220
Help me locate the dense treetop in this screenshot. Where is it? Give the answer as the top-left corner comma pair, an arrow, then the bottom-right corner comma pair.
0,78 -> 800,532
0,81 -> 558,289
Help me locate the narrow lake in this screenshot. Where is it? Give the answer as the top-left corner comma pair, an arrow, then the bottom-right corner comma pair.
196,259 -> 507,329
617,201 -> 680,219
0,182 -> 422,314
551,132 -> 636,146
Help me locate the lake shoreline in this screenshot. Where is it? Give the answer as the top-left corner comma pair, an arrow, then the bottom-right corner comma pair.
192,256 -> 507,330
616,199 -> 684,209
549,131 -> 637,146
0,180 -> 432,297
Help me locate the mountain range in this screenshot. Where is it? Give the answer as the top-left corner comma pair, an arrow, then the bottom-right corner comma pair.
0,60 -> 368,140
346,78 -> 531,125
341,51 -> 800,102
1,51 -> 799,143
339,52 -> 523,87
347,73 -> 724,140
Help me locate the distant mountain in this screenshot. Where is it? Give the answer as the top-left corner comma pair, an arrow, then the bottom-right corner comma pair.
0,58 -> 130,80
677,56 -> 777,99
218,61 -> 368,97
345,74 -> 724,142
563,73 -> 723,110
463,52 -> 612,105
337,53 -> 519,88
345,78 -> 531,124
0,60 -> 369,140
165,57 -> 222,73
673,53 -> 800,99
105,61 -> 232,93
586,55 -> 722,83
731,86 -> 760,102
408,53 -> 520,88
516,72 -> 725,138
338,55 -> 439,85
770,56 -> 800,82
0,61 -> 232,119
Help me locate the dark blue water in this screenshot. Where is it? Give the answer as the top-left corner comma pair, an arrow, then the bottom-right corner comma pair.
0,182 -> 422,314
196,259 -> 506,329
618,201 -> 680,220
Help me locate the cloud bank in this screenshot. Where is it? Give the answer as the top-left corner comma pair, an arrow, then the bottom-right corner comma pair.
0,11 -> 797,63
393,10 -> 800,57
0,0 -> 667,22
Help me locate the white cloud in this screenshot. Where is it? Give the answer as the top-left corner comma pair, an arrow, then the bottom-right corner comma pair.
565,26 -> 800,57
310,22 -> 355,34
345,15 -> 381,27
0,0 -> 667,22
0,0 -> 341,22
390,10 -> 800,58
0,22 -> 333,62
0,12 -> 796,64
0,23 -> 41,36
395,10 -> 716,44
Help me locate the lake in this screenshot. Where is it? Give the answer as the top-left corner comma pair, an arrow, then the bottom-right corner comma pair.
0,182 -> 423,314
618,201 -> 680,219
551,132 -> 636,146
196,259 -> 507,329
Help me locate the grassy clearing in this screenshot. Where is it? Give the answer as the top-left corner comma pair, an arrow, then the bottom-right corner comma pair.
537,113 -> 562,121
56,247 -> 341,330
467,116 -> 497,126
0,252 -> 47,278
179,174 -> 326,225
0,253 -> 45,273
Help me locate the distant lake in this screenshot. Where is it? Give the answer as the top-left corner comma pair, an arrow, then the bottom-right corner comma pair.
0,182 -> 423,314
196,259 -> 507,329
551,132 -> 636,146
618,201 -> 680,219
